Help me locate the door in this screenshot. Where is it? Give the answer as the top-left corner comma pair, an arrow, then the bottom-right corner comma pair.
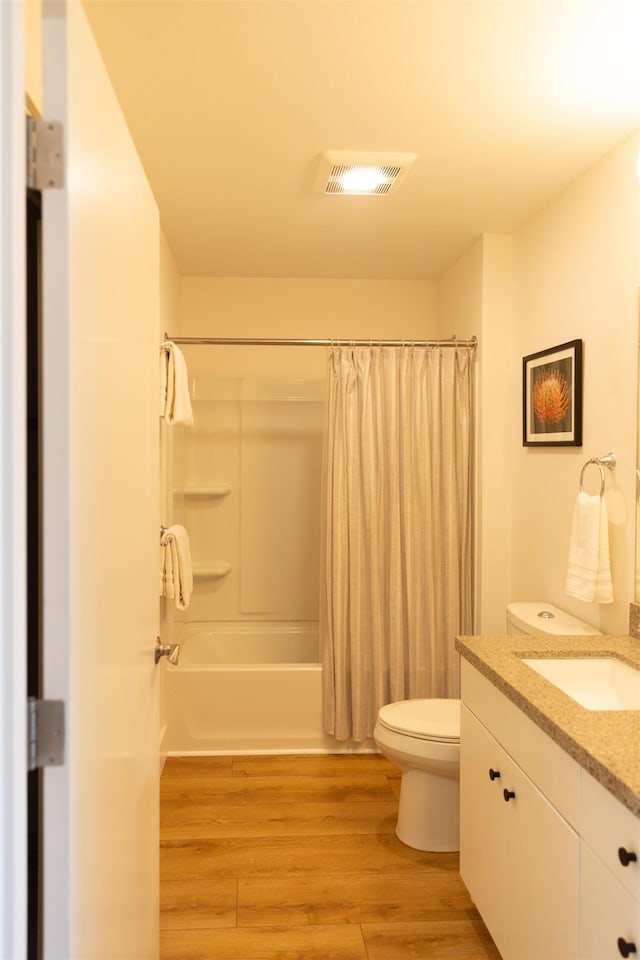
459,704 -> 510,955
40,3 -> 160,957
507,757 -> 578,960
579,843 -> 640,960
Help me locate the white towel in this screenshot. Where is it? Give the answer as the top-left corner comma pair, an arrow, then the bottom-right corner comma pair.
160,532 -> 175,599
160,524 -> 193,610
160,341 -> 193,426
565,492 -> 613,604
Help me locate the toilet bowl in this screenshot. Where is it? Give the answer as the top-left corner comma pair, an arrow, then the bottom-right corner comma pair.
375,602 -> 601,853
373,698 -> 460,852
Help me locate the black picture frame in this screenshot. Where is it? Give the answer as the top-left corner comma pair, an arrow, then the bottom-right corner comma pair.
522,339 -> 583,446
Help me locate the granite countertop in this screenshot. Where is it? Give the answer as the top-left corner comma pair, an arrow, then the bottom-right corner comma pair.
455,633 -> 640,817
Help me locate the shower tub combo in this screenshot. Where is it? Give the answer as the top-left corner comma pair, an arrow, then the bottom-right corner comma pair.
163,621 -> 371,754
163,372 -> 370,755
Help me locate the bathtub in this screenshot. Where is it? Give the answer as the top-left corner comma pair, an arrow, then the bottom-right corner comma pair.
163,621 -> 373,755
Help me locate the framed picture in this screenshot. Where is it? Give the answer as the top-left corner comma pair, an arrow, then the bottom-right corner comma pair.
523,339 -> 583,446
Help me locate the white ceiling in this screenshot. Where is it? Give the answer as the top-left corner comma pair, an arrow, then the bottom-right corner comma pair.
82,0 -> 640,281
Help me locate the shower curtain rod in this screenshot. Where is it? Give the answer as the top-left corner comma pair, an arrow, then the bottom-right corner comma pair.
164,333 -> 478,349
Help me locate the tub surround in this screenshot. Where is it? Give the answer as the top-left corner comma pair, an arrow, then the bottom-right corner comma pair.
455,633 -> 640,816
164,622 -> 375,755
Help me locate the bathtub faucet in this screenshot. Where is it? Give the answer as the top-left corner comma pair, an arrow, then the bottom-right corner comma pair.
154,637 -> 180,666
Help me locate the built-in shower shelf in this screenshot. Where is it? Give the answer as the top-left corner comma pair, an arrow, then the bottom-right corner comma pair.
184,484 -> 231,498
193,563 -> 231,579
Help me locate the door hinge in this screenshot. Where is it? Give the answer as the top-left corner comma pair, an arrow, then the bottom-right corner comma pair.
26,118 -> 64,190
28,699 -> 65,771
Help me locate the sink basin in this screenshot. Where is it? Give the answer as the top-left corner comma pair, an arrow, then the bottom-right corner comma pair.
521,657 -> 640,711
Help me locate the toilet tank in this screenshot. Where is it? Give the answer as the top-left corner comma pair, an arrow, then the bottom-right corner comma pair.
506,602 -> 602,637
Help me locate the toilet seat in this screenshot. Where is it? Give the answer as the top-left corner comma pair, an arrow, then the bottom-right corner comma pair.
377,698 -> 460,743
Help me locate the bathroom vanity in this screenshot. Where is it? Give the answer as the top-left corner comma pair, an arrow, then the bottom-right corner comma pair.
456,633 -> 640,960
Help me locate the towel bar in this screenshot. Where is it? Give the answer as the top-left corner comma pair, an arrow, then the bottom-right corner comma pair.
579,453 -> 616,497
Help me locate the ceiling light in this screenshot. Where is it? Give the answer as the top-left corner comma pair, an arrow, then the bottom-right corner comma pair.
340,166 -> 388,193
314,151 -> 416,196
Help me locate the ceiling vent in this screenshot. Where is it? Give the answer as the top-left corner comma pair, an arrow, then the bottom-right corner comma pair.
314,150 -> 417,196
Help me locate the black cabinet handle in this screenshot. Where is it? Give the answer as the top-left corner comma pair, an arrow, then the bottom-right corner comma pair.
489,768 -> 501,781
617,937 -> 637,958
618,847 -> 638,867
503,788 -> 516,802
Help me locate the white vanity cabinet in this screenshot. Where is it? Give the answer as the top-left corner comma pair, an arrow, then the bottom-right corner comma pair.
460,658 -> 640,960
578,772 -> 640,960
461,703 -> 579,960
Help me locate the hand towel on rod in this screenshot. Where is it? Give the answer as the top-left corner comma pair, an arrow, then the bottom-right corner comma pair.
160,340 -> 193,426
160,532 -> 175,599
160,524 -> 193,610
565,491 -> 613,604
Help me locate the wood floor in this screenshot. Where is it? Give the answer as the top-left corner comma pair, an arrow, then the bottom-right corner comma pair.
160,753 -> 501,960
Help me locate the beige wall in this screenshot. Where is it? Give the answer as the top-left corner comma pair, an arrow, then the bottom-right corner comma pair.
438,235 -> 515,634
158,230 -> 179,762
477,236 -> 515,634
174,276 -> 438,624
177,276 -> 438,376
160,228 -> 179,343
510,130 -> 640,635
437,239 -> 483,342
25,0 -> 42,117
178,277 -> 437,337
177,277 -> 439,385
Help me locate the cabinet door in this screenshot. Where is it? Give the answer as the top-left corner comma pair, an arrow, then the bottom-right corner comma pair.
581,771 -> 640,902
507,759 -> 579,959
460,705 -> 511,956
579,842 -> 640,960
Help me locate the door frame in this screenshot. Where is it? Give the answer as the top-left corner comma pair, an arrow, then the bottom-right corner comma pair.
0,1 -> 28,957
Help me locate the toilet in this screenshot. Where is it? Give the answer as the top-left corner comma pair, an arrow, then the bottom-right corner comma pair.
374,697 -> 460,852
374,602 -> 601,852
505,601 -> 602,639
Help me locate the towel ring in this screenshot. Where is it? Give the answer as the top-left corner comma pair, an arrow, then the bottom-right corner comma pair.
579,453 -> 616,497
160,524 -> 174,547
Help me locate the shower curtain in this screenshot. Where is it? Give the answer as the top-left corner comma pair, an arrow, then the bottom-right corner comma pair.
321,344 -> 475,742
